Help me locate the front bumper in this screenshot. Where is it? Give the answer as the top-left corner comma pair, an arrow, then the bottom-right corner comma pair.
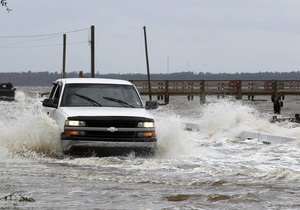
61,139 -> 156,153
0,96 -> 14,101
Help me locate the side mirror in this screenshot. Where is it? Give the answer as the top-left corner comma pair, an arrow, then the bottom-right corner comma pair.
145,100 -> 158,110
42,98 -> 58,108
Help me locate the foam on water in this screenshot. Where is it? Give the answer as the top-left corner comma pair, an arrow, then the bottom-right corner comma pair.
2,89 -> 300,210
0,92 -> 62,157
14,90 -> 26,103
201,100 -> 298,139
154,114 -> 200,158
1,92 -> 300,182
153,99 -> 300,161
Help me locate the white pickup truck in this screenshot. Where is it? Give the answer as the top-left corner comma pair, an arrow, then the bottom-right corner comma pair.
42,78 -> 157,156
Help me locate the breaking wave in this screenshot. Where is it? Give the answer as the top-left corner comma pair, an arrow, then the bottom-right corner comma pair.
0,91 -> 61,158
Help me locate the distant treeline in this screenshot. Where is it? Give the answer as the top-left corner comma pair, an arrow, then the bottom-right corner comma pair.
1,71 -> 300,86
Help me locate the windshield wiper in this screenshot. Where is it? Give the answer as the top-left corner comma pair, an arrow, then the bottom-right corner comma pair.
103,96 -> 134,108
74,93 -> 102,106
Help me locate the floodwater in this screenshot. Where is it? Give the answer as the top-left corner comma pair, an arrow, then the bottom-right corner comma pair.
1,87 -> 300,209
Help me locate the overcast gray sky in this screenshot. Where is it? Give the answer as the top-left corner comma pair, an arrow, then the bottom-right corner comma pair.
1,0 -> 300,74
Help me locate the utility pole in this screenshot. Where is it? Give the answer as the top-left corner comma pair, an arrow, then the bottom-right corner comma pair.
167,56 -> 169,74
62,34 -> 66,78
143,26 -> 152,101
90,25 -> 95,78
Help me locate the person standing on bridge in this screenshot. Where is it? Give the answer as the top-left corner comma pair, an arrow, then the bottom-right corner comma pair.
79,71 -> 87,78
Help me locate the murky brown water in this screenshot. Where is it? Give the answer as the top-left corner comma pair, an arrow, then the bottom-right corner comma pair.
1,87 -> 300,209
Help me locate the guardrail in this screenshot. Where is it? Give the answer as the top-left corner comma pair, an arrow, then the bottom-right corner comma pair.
131,80 -> 300,103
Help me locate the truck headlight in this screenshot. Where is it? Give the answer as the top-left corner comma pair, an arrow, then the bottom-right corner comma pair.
138,122 -> 155,128
65,120 -> 86,127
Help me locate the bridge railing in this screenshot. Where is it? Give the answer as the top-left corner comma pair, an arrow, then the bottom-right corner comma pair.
131,80 -> 300,103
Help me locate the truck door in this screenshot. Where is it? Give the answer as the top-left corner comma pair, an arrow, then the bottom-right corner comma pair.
44,83 -> 62,118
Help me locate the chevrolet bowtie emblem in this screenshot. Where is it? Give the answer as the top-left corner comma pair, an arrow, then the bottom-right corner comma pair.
107,127 -> 118,132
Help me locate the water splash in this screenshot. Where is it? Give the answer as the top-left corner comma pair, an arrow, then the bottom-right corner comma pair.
15,90 -> 26,103
1,94 -> 300,162
155,114 -> 200,158
153,99 -> 300,159
0,95 -> 62,158
186,99 -> 300,140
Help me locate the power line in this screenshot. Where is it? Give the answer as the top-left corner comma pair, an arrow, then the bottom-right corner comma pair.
0,35 -> 61,47
0,28 -> 90,48
0,28 -> 89,39
0,41 -> 88,49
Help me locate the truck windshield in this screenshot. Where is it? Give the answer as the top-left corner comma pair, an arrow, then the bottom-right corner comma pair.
0,83 -> 13,89
60,84 -> 144,108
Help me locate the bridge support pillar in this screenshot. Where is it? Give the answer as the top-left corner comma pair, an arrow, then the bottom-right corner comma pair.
188,95 -> 194,101
164,80 -> 169,104
235,80 -> 242,100
200,94 -> 205,104
273,97 -> 283,114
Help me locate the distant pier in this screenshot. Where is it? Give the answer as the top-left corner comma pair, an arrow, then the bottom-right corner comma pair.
131,80 -> 300,104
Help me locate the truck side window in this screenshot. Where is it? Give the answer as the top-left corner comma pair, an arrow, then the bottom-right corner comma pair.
49,84 -> 61,104
49,84 -> 58,98
53,85 -> 61,104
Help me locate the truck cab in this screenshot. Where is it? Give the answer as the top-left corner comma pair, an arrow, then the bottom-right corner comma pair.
42,78 -> 157,156
0,83 -> 16,101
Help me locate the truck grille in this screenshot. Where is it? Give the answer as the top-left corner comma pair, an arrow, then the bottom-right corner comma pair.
87,120 -> 137,128
85,131 -> 137,138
